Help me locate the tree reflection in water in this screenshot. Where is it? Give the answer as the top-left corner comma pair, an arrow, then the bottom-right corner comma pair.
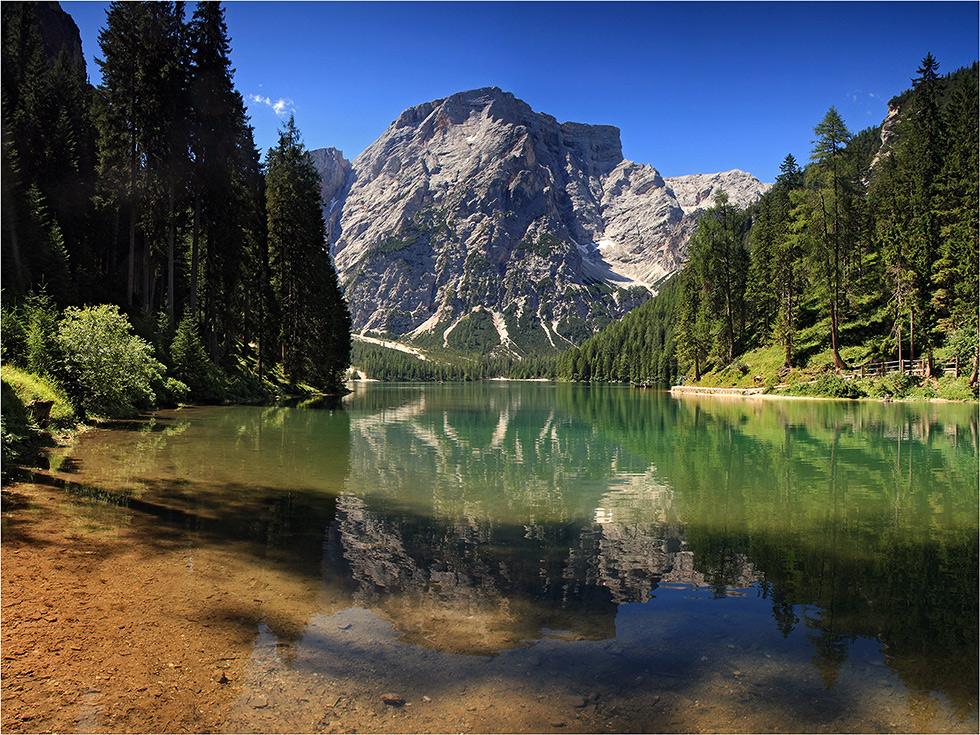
45,384 -> 978,721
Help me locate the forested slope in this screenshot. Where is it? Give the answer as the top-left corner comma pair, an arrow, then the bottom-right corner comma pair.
558,57 -> 978,398
1,2 -> 351,419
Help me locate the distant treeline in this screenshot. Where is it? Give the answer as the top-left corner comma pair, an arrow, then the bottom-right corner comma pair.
351,341 -> 556,382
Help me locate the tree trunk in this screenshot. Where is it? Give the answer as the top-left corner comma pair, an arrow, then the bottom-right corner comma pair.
830,299 -> 848,371
167,181 -> 175,333
783,280 -> 794,369
127,204 -> 136,305
909,309 -> 915,362
190,193 -> 199,319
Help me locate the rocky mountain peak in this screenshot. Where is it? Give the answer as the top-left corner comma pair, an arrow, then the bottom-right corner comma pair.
314,89 -> 769,357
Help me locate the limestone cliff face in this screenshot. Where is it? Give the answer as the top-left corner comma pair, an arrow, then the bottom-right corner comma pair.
314,87 -> 769,355
309,147 -> 351,242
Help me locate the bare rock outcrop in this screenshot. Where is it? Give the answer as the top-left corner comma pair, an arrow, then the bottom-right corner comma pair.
313,88 -> 769,354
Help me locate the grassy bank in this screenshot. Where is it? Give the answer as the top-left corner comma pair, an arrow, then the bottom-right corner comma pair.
682,341 -> 977,402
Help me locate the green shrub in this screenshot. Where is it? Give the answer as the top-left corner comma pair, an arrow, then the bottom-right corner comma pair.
160,376 -> 191,405
811,374 -> 865,399
57,304 -> 166,418
866,372 -> 917,399
1,305 -> 27,365
784,373 -> 865,399
932,375 -> 980,401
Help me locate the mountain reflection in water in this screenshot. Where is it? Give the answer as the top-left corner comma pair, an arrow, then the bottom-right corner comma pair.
45,383 -> 978,716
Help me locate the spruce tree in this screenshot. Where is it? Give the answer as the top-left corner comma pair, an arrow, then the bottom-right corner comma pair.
2,3 -> 97,304
933,65 -> 979,383
94,1 -> 148,307
904,53 -> 947,373
265,116 -> 351,389
684,190 -> 749,364
187,1 -> 257,362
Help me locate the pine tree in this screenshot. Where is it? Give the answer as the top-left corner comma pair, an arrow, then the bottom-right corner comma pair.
1,2 -> 93,304
933,65 -> 979,383
807,107 -> 857,370
684,190 -> 749,364
187,1 -> 257,362
265,116 -> 351,389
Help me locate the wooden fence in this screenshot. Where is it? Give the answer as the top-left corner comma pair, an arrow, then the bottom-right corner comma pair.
846,356 -> 961,380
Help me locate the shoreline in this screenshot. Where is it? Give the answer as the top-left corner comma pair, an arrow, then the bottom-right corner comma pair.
669,384 -> 978,403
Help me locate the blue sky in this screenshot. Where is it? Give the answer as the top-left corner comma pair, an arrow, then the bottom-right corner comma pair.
61,1 -> 978,183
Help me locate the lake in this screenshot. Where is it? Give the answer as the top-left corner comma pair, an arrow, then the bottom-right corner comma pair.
29,383 -> 980,732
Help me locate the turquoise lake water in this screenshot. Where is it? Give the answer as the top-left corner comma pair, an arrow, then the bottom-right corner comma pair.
44,382 -> 979,732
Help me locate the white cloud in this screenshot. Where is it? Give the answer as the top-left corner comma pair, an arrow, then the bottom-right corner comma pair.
248,93 -> 295,117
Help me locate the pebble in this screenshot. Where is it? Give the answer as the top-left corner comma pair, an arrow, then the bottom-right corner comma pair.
382,693 -> 405,706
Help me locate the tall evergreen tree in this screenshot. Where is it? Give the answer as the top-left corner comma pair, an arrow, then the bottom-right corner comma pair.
265,116 -> 351,389
933,65 -> 979,383
677,268 -> 711,381
187,0 -> 252,361
775,153 -> 805,189
1,2 -> 93,304
94,1 -> 147,307
807,107 -> 857,370
904,53 -> 947,373
141,1 -> 190,330
684,190 -> 749,363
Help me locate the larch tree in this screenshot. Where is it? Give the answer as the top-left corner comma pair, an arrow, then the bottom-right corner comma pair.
807,107 -> 856,371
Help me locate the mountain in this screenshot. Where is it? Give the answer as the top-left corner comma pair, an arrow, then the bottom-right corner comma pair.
314,87 -> 768,357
